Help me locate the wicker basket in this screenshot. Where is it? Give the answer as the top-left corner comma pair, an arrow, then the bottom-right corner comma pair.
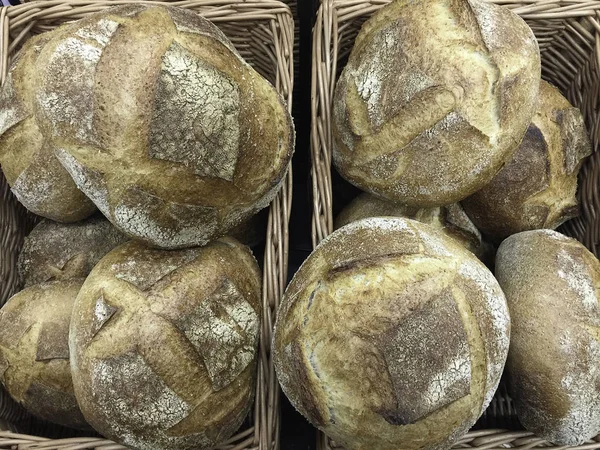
311,0 -> 600,448
0,1 -> 293,448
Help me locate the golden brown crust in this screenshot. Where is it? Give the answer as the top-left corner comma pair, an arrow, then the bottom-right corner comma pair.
463,81 -> 592,239
18,216 -> 128,288
332,0 -> 540,207
273,217 -> 509,450
495,230 -> 600,445
30,5 -> 293,248
0,32 -> 96,222
69,238 -> 261,450
334,192 -> 492,261
0,280 -> 89,429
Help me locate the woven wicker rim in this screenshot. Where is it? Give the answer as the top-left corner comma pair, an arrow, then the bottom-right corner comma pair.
310,0 -> 600,448
0,1 -> 294,449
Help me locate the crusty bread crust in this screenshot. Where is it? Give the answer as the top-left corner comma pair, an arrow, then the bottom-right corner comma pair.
274,217 -> 510,450
70,238 -> 261,450
0,279 -> 89,429
496,230 -> 600,445
463,81 -> 591,239
18,216 -> 128,288
335,192 -> 491,261
333,0 -> 540,207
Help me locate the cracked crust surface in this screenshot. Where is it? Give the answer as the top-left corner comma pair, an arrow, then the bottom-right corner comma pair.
0,32 -> 96,221
496,230 -> 600,445
273,217 -> 509,450
0,280 -> 89,429
29,5 -> 293,248
332,0 -> 540,207
69,238 -> 261,450
18,215 -> 128,288
335,192 -> 492,261
462,81 -> 592,239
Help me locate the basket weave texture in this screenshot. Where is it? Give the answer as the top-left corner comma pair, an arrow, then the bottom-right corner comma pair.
0,1 -> 294,449
311,0 -> 600,448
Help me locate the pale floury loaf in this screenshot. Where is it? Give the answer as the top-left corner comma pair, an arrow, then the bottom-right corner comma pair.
335,192 -> 492,261
496,230 -> 600,445
0,280 -> 89,429
18,216 -> 128,288
0,32 -> 96,222
8,5 -> 293,248
333,0 -> 540,206
273,217 -> 510,450
69,238 -> 261,450
463,81 -> 591,239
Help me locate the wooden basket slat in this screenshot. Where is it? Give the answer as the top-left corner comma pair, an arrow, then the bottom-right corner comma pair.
0,1 -> 294,449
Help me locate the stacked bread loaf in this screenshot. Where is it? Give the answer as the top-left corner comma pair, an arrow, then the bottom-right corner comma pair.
0,4 -> 293,450
273,0 -> 598,449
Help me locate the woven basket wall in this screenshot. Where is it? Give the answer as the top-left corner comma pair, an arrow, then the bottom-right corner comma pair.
0,1 -> 293,449
311,0 -> 600,449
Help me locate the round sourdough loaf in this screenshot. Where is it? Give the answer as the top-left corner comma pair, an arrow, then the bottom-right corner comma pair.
335,192 -> 491,261
462,81 -> 591,239
273,217 -> 510,450
0,280 -> 88,429
69,238 -> 261,450
0,32 -> 96,222
495,230 -> 600,445
333,0 -> 540,207
31,4 -> 293,248
18,216 -> 128,288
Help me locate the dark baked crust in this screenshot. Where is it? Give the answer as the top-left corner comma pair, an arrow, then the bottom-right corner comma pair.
273,217 -> 509,450
70,238 -> 261,450
463,81 -> 591,239
332,0 -> 540,207
30,5 -> 293,248
496,230 -> 600,445
0,280 -> 89,429
18,216 -> 128,288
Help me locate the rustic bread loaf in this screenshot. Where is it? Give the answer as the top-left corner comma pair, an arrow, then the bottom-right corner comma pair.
333,0 -> 540,207
462,81 -> 591,239
335,192 -> 491,261
274,217 -> 510,450
495,230 -> 600,445
30,4 -> 293,249
18,216 -> 128,288
0,279 -> 88,429
0,32 -> 96,222
70,238 -> 261,450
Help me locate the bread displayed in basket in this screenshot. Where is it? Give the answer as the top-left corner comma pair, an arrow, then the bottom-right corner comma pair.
69,238 -> 261,450
273,217 -> 510,450
0,32 -> 97,222
18,216 -> 128,288
0,279 -> 89,430
463,81 -> 591,240
332,0 -> 540,207
1,4 -> 293,249
335,192 -> 491,261
496,230 -> 600,445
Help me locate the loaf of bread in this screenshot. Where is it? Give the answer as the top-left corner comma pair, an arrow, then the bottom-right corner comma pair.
0,33 -> 96,222
495,230 -> 600,445
70,238 -> 261,450
18,216 -> 128,288
25,5 -> 293,249
274,217 -> 510,450
335,192 -> 491,261
333,0 -> 540,207
463,81 -> 591,239
0,280 -> 88,429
